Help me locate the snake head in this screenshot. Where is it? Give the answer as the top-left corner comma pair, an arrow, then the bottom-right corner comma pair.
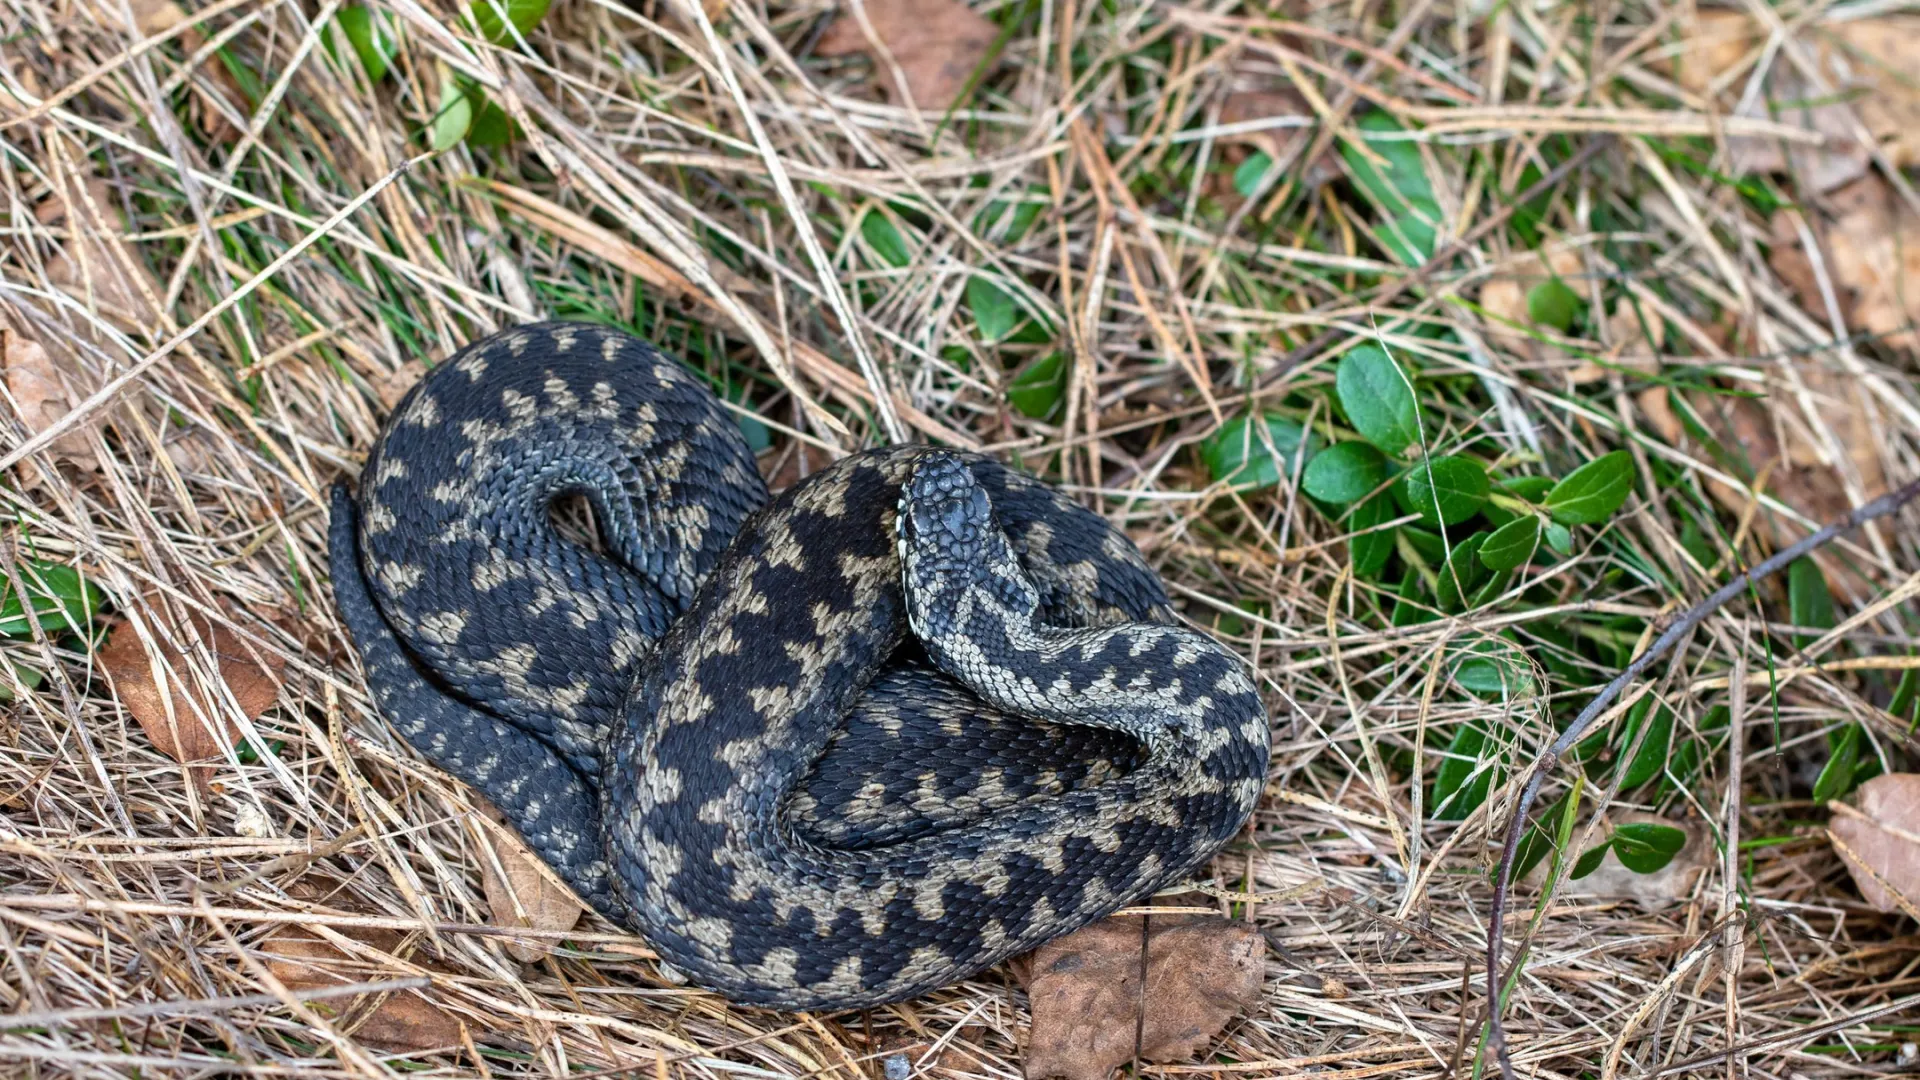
897,451 -> 1039,655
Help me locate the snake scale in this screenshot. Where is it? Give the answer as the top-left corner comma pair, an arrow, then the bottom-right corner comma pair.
327,321 -> 1272,1010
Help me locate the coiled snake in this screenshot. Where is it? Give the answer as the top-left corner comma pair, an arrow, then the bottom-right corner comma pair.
328,321 -> 1271,1010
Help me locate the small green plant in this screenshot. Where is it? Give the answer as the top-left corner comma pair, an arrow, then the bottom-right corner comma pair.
1199,338 -> 1657,831
0,557 -> 107,702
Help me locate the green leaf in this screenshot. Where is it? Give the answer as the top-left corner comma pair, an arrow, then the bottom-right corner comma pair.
430,70 -> 475,151
1500,475 -> 1555,503
0,560 -> 105,638
1435,533 -> 1489,611
1479,515 -> 1541,572
1545,451 -> 1635,525
860,210 -> 911,268
337,6 -> 398,83
1302,441 -> 1389,505
1526,277 -> 1583,332
1452,637 -> 1535,699
1812,724 -> 1863,803
1233,151 -> 1274,198
1618,698 -> 1674,790
1788,557 -> 1835,650
975,187 -> 1046,242
1399,525 -> 1444,563
1334,345 -> 1421,457
1341,112 -> 1434,208
0,661 -> 44,703
1389,570 -> 1432,627
1396,455 -> 1489,526
1679,518 -> 1716,569
1466,565 -> 1514,609
1890,667 -> 1919,725
1543,521 -> 1573,554
1611,822 -> 1687,874
1007,352 -> 1068,420
1382,199 -> 1440,263
1570,842 -> 1610,880
1340,114 -> 1439,263
470,0 -> 553,44
1201,413 -> 1323,492
1346,494 -> 1396,579
1431,721 -> 1493,820
1510,784 -> 1583,883
465,98 -> 515,148
967,276 -> 1024,343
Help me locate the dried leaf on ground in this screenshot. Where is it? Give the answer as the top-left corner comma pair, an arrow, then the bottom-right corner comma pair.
2,322 -> 100,482
1637,352 -> 1886,591
1770,176 -> 1920,353
1479,247 -> 1583,365
1567,299 -> 1667,383
1531,814 -> 1711,907
36,177 -> 162,331
1669,13 -> 1920,190
264,904 -> 467,1051
1216,83 -> 1338,189
1023,915 -> 1264,1080
1829,773 -> 1920,916
474,798 -> 586,962
815,0 -> 999,111
1824,17 -> 1920,170
875,1031 -> 984,1078
99,607 -> 284,772
1663,9 -> 1759,96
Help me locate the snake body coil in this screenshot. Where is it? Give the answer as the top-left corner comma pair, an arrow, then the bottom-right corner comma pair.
328,321 -> 1271,1010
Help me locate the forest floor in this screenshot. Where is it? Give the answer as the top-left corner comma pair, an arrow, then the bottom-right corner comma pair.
1,1 -> 1918,1077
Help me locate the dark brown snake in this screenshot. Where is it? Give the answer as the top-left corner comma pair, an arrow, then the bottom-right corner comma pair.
327,321 -> 1271,1010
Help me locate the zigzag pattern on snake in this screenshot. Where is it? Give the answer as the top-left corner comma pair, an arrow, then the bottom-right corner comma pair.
327,321 -> 1272,1010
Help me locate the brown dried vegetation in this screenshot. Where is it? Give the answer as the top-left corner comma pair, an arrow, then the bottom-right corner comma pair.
0,2 -> 1916,1078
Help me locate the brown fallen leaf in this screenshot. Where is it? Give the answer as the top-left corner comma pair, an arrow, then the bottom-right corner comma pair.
1215,83 -> 1339,191
1478,247 -> 1584,366
875,1030 -> 984,1078
1666,12 -> 1920,192
762,438 -> 836,494
264,924 -> 468,1051
1829,773 -> 1920,917
1825,18 -> 1920,171
1023,916 -> 1264,1080
1663,9 -> 1759,96
1566,299 -> 1667,384
99,607 -> 284,783
815,0 -> 999,111
1636,350 -> 1885,592
2,322 -> 101,484
473,798 -> 586,963
1771,175 -> 1920,353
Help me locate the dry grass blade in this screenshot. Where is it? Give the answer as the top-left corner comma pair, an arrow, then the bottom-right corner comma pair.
1,1 -> 1918,1077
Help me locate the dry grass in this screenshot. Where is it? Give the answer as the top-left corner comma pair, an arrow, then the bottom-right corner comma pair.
2,0 -> 1918,1077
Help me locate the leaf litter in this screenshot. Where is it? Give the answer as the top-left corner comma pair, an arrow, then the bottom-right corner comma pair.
1828,773 -> 1920,917
1022,914 -> 1264,1080
98,602 -> 284,790
815,0 -> 1000,111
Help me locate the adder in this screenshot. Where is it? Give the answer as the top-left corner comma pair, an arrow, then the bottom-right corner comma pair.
327,320 -> 1271,1010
